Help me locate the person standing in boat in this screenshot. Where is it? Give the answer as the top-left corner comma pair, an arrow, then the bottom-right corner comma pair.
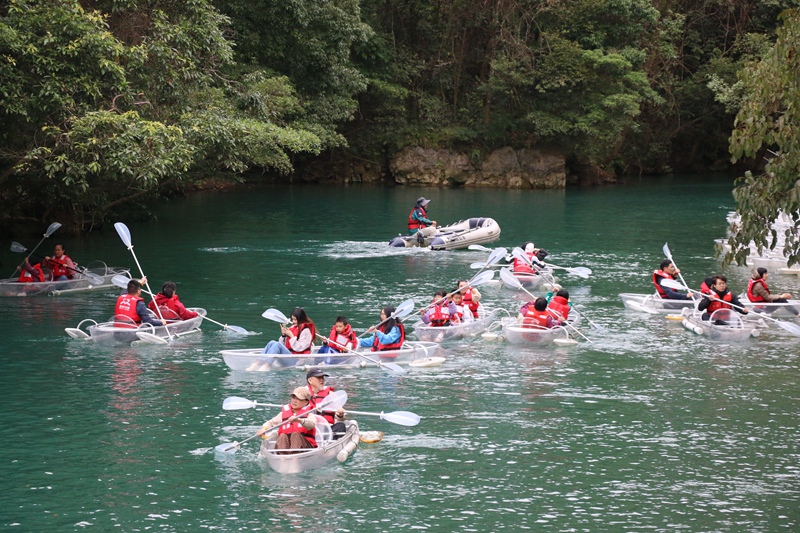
746,267 -> 800,316
457,279 -> 483,318
305,368 -> 347,439
147,281 -> 198,321
317,315 -> 358,364
408,197 -> 437,238
114,278 -> 163,327
261,307 -> 316,366
420,290 -> 459,326
360,306 -> 406,351
42,244 -> 76,281
697,275 -> 749,322
653,259 -> 695,300
256,387 -> 319,453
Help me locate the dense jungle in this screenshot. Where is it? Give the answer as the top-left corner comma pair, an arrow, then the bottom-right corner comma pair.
1,1 -> 800,261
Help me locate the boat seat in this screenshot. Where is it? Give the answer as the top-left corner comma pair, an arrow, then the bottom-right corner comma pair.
315,423 -> 334,446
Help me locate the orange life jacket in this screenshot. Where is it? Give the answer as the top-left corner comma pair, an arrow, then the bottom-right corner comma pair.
17,264 -> 45,283
114,294 -> 143,327
547,295 -> 570,321
326,324 -> 357,353
47,255 -> 74,279
746,278 -> 767,302
309,386 -> 336,425
652,270 -> 673,298
284,322 -> 316,354
278,404 -> 317,447
373,323 -> 405,352
706,291 -> 733,314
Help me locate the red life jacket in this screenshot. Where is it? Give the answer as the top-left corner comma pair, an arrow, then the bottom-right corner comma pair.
407,206 -> 429,230
699,282 -> 713,295
652,270 -> 673,298
309,385 -> 336,425
547,295 -> 570,321
523,309 -> 551,328
453,304 -> 469,322
373,323 -> 405,352
278,404 -> 317,447
48,255 -> 73,279
462,289 -> 480,317
746,278 -> 767,302
284,322 -> 316,354
513,253 -> 535,275
148,293 -> 198,320
428,304 -> 451,327
17,264 -> 45,283
326,324 -> 357,353
706,291 -> 733,314
114,294 -> 143,327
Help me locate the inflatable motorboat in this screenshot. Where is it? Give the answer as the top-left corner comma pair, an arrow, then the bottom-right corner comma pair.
389,217 -> 501,251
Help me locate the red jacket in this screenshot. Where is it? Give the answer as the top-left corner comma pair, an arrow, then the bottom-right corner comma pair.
148,293 -> 198,320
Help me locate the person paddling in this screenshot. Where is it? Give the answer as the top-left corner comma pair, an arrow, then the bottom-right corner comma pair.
746,267 -> 800,316
317,315 -> 358,364
360,306 -> 406,352
653,259 -> 696,300
256,387 -> 319,455
114,278 -> 163,328
42,244 -> 76,281
698,275 -> 749,323
305,368 -> 347,439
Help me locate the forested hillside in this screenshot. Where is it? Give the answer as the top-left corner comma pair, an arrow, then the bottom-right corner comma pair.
0,0 -> 795,232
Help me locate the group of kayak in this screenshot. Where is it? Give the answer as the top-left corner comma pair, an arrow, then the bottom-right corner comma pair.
622,246 -> 800,341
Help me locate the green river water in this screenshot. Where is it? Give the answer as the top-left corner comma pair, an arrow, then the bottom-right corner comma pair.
1,176 -> 799,532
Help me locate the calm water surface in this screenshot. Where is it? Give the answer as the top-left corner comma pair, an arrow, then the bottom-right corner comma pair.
1,177 -> 799,532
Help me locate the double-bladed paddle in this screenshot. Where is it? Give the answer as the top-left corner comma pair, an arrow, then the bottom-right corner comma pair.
261,306 -> 410,374
111,275 -> 253,335
499,267 -> 590,343
661,278 -> 800,336
419,270 -> 495,313
114,222 -> 170,340
10,242 -> 105,285
222,396 -> 420,426
511,247 -> 592,279
468,246 -> 507,273
9,222 -> 61,278
215,390 -> 348,454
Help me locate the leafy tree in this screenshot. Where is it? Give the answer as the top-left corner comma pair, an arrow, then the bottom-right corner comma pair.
726,8 -> 800,266
0,0 -> 322,231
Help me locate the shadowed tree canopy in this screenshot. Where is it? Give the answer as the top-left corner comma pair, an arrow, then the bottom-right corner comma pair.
726,8 -> 800,267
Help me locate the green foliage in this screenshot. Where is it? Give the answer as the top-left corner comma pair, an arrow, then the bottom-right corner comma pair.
0,0 -> 324,231
727,8 -> 800,266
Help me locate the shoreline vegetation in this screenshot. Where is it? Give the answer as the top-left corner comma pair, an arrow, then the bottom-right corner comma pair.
1,1 -> 798,256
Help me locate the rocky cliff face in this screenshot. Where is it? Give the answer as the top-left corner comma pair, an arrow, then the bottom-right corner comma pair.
389,147 -> 566,189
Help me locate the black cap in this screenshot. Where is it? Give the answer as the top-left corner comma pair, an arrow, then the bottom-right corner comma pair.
306,368 -> 329,379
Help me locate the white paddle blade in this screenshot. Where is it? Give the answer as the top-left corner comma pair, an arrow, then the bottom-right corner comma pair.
224,325 -> 252,335
261,308 -> 290,323
45,222 -> 62,237
65,327 -> 90,339
135,331 -> 169,345
553,337 -> 579,346
222,397 -> 258,410
660,279 -> 686,290
215,441 -> 240,454
114,222 -> 133,248
10,241 -> 27,253
499,268 -> 522,289
381,362 -> 406,375
469,262 -> 487,269
568,267 -> 592,279
318,390 -> 348,411
468,244 -> 492,252
393,299 -> 415,319
381,411 -> 420,426
486,247 -> 508,267
663,242 -> 673,260
111,274 -> 131,288
82,271 -> 105,285
511,247 -> 530,265
469,270 -> 495,287
778,321 -> 800,336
